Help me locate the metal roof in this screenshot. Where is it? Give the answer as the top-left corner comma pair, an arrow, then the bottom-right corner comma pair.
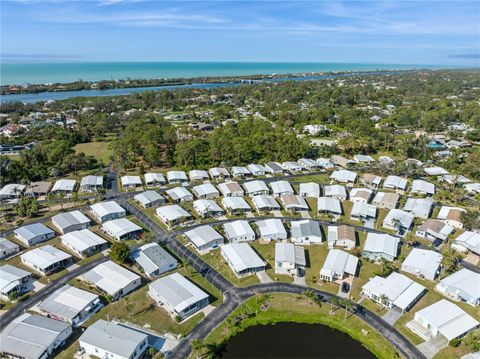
61,229 -> 107,253
14,223 -> 54,241
221,243 -> 265,273
82,261 -> 140,296
132,243 -> 177,276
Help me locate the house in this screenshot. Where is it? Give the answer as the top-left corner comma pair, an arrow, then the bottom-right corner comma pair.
403,198 -> 434,219
121,175 -> 142,189
208,167 -> 230,180
14,223 -> 55,246
350,202 -> 377,223
299,182 -> 320,197
383,209 -> 415,233
0,264 -> 32,300
166,186 -> 193,203
185,225 -> 224,252
270,180 -> 294,197
221,196 -> 251,214
371,191 -> 399,210
330,170 -> 357,184
362,233 -> 399,261
21,245 -> 72,276
148,272 -> 209,319
247,164 -> 267,176
51,179 -> 76,195
38,284 -> 102,325
156,205 -> 192,226
378,156 -> 395,166
319,249 -> 358,282
0,313 -> 72,359
384,176 -> 408,191
282,161 -> 305,173
361,272 -> 425,312
79,175 -> 103,192
192,183 -> 219,199
188,170 -> 209,182
436,269 -> 480,307
80,260 -> 141,300
327,225 -> 356,250
0,238 -> 19,259
324,184 -> 347,200
193,199 -> 224,218
354,154 -> 375,164
452,231 -> 480,255
257,219 -> 287,241
218,181 -> 244,197
401,248 -> 443,280
79,319 -> 148,359
416,219 -> 454,243
316,157 -> 335,169
144,172 -> 166,187
424,166 -> 449,176
132,242 -> 177,279
61,229 -> 108,257
134,190 -> 165,208
275,242 -> 306,275
405,158 -> 423,167
90,201 -> 126,223
102,218 -> 143,241
24,181 -> 52,198
361,173 -> 382,189
437,206 -> 466,229
406,300 -> 479,341
221,243 -> 266,277
290,220 -> 323,244
331,155 -> 355,168
411,180 -> 435,196
280,194 -> 309,212
349,188 -> 373,203
167,170 -> 188,184
223,220 -> 256,243
243,180 -> 270,196
230,166 -> 251,178
464,183 -> 480,195
317,197 -> 342,215
52,210 -> 90,234
441,174 -> 471,185
264,161 -> 285,174
251,195 -> 280,212
298,158 -> 320,169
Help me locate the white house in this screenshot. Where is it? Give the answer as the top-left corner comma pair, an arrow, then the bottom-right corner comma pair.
121,175 -> 142,189
52,210 -> 91,234
327,225 -> 356,250
166,186 -> 193,203
188,170 -> 209,182
21,245 -> 72,276
411,180 -> 435,196
167,170 -> 188,184
350,202 -> 377,223
51,179 -> 76,195
0,264 -> 32,300
102,218 -> 143,241
221,243 -> 266,277
316,157 -> 335,169
61,229 -> 108,258
270,180 -> 294,197
208,167 -> 230,180
282,161 -> 305,173
0,183 -> 25,199
424,166 -> 449,176
156,205 -> 192,226
330,170 -> 357,184
274,242 -> 306,275
298,158 -> 320,169
452,231 -> 480,255
290,219 -> 323,245
193,199 -> 224,218
80,260 -> 141,300
14,223 -> 55,246
324,184 -> 348,200
221,196 -> 251,214
185,225 -> 224,252
349,188 -> 372,204
299,182 -> 320,197
264,161 -> 285,174
383,209 -> 415,233
354,154 -> 375,164
371,192 -> 399,210
320,249 -> 358,282
437,206 -> 466,229
384,176 -> 408,191
251,195 -> 280,212
80,175 -> 103,192
134,190 -> 165,208
230,166 -> 251,178
218,181 -> 245,197
403,198 -> 433,219
401,248 -> 443,280
148,272 -> 209,319
0,238 -> 19,259
90,201 -> 126,223
144,172 -> 166,187
257,219 -> 287,241
361,173 -> 382,189
415,219 -> 454,243
280,194 -> 309,212
223,220 -> 256,243
362,233 -> 399,262
192,183 -> 220,199
436,269 -> 480,307
247,164 -> 268,176
132,242 -> 177,279
243,180 -> 270,196
317,197 -> 342,215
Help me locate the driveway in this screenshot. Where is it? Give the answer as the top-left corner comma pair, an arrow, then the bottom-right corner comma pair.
272,210 -> 283,217
417,336 -> 448,359
301,211 -> 311,219
293,275 -> 306,286
382,307 -> 403,325
256,271 -> 273,283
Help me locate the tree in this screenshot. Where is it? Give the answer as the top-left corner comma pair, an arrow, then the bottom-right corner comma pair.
330,296 -> 340,313
463,329 -> 480,352
374,258 -> 394,277
14,197 -> 39,217
302,289 -> 321,307
342,298 -> 354,320
441,248 -> 463,276
461,210 -> 480,231
110,242 -> 130,264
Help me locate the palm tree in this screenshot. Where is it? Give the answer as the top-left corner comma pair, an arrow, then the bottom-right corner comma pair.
330,296 -> 340,313
191,339 -> 204,358
342,298 -> 353,320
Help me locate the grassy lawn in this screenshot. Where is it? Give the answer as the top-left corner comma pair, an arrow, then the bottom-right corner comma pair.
204,293 -> 400,359
250,242 -> 294,283
302,243 -> 339,294
73,141 -> 113,164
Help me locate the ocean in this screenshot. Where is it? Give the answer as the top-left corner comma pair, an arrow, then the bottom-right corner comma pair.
0,61 -> 453,86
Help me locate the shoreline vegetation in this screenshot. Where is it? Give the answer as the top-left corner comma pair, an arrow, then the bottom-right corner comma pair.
199,293 -> 400,359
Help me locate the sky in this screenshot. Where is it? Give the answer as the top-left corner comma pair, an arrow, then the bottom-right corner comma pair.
1,0 -> 479,65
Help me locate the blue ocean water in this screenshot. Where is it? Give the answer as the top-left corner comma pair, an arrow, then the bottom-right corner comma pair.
0,61 -> 452,86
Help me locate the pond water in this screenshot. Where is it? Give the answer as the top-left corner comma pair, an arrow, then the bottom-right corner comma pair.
219,322 -> 375,358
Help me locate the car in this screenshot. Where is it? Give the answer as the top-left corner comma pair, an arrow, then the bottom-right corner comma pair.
341,282 -> 350,293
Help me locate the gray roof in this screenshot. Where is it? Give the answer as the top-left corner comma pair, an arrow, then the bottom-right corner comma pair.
52,210 -> 90,230
0,237 -> 19,251
363,233 -> 399,258
291,219 -> 322,238
134,190 -> 164,205
79,319 -> 147,358
221,243 -> 265,272
132,243 -> 177,275
275,242 -> 306,266
14,223 -> 54,241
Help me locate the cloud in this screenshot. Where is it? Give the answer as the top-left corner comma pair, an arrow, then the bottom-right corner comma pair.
448,53 -> 480,59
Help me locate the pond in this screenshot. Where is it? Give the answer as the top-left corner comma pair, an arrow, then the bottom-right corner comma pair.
219,322 -> 375,358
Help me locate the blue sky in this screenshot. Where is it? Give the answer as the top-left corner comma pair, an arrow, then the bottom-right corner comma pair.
1,0 -> 479,65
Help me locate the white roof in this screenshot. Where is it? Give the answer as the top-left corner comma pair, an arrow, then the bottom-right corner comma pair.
299,182 -> 320,195
156,205 -> 191,222
193,183 -> 219,197
222,243 -> 265,272
362,272 -> 425,310
298,158 -> 319,167
144,172 -> 165,183
424,166 -> 449,176
384,176 -> 408,190
120,175 -> 142,186
91,201 -> 125,218
454,231 -> 480,255
21,245 -> 71,270
252,195 -> 280,210
61,229 -> 107,253
275,242 -> 306,266
411,180 -> 435,195
188,170 -> 209,180
247,164 -> 267,174
243,180 -> 269,194
185,225 -> 223,248
403,197 -> 433,217
167,170 -> 188,182
166,186 -> 192,201
134,190 -> 164,205
282,161 -> 305,170
384,209 -> 414,229
378,155 -> 395,165
330,170 -> 357,183
132,242 -> 177,275
193,199 -> 223,214
230,166 -> 251,176
209,167 -> 230,177
223,220 -> 255,240
0,183 -> 25,197
363,233 -> 399,258
290,219 -> 322,239
102,218 -> 142,238
415,300 -> 479,340
82,261 -> 140,296
149,272 -> 208,313
264,161 -> 284,172
317,197 -> 342,213
51,179 -> 76,192
402,248 -> 442,274
438,269 -> 480,303
270,180 -> 294,195
324,184 -> 347,198
257,219 -> 286,237
80,175 -> 103,187
52,210 -> 90,230
217,181 -> 244,196
316,157 -> 334,168
320,249 -> 358,277
0,265 -> 31,294
437,206 -> 466,221
221,196 -> 251,211
354,154 -> 375,163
